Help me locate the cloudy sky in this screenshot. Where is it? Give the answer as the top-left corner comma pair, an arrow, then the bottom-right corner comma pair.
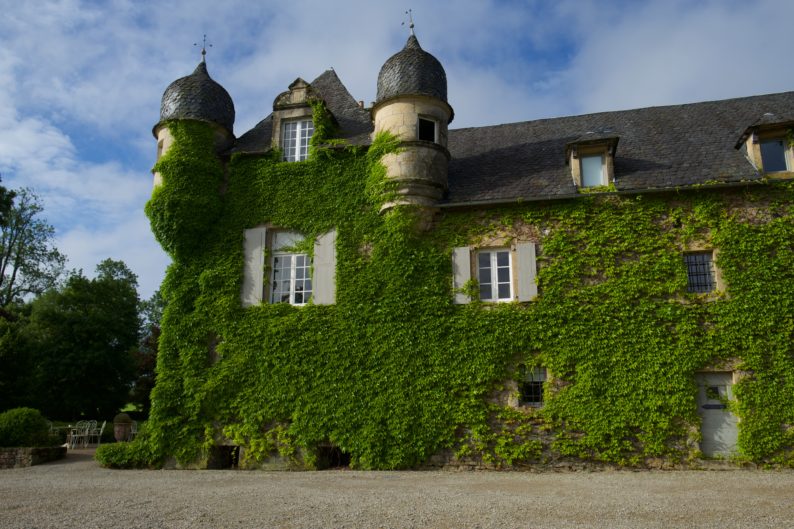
1,0 -> 793,298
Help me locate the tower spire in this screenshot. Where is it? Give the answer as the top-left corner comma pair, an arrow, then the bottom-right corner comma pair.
402,9 -> 415,36
193,34 -> 212,63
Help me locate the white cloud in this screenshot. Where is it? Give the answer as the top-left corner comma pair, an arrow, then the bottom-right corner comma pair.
0,0 -> 792,301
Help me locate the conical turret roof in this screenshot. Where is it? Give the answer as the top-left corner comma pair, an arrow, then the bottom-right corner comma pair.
376,35 -> 448,104
157,61 -> 235,134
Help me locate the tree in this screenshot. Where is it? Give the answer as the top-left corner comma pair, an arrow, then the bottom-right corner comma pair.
129,290 -> 165,416
0,189 -> 65,307
24,259 -> 139,419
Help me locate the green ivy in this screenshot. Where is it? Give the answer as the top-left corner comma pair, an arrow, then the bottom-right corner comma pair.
114,117 -> 794,470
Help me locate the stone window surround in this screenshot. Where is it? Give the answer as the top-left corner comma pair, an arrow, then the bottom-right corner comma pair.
568,143 -> 616,188
738,123 -> 794,177
683,244 -> 725,294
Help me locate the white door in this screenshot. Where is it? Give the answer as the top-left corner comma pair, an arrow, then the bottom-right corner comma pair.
696,372 -> 738,457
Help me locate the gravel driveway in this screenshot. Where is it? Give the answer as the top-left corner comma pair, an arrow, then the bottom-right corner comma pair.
2,449 -> 794,528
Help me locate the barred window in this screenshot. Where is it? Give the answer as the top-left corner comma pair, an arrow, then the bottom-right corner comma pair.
684,252 -> 715,293
519,366 -> 546,406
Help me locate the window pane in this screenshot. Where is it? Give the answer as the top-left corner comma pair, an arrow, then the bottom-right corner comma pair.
581,155 -> 604,187
479,284 -> 492,300
498,283 -> 511,299
760,139 -> 788,172
478,252 -> 491,268
497,267 -> 510,283
684,252 -> 715,293
496,251 -> 509,267
479,268 -> 491,284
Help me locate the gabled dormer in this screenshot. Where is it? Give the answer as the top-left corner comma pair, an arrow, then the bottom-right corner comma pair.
272,78 -> 322,161
565,131 -> 620,189
735,113 -> 794,177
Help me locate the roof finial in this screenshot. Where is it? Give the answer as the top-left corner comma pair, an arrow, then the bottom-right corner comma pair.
193,34 -> 212,63
402,9 -> 415,36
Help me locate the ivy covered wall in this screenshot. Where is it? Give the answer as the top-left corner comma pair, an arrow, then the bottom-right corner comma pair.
119,115 -> 794,470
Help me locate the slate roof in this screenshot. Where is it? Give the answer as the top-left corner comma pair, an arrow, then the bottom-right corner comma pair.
157,61 -> 235,134
376,35 -> 448,105
230,69 -> 372,154
445,91 -> 794,205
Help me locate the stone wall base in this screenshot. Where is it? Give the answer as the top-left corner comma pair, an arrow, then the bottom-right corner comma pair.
0,446 -> 67,469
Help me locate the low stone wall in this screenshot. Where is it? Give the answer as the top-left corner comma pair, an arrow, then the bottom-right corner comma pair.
0,446 -> 67,469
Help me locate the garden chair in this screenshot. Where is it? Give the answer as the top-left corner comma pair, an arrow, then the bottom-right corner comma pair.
87,420 -> 106,447
128,420 -> 137,441
69,421 -> 90,449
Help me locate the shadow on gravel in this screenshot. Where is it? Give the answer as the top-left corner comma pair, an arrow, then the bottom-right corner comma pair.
42,448 -> 98,466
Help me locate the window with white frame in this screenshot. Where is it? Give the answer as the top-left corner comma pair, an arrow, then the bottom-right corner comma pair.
270,231 -> 311,305
477,249 -> 513,302
452,242 -> 537,305
242,227 -> 336,308
282,119 -> 314,162
580,154 -> 606,187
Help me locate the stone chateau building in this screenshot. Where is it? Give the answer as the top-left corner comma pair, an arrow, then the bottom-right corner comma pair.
146,32 -> 794,469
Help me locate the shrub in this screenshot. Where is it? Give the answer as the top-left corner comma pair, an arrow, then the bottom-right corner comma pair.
0,407 -> 53,447
95,438 -> 156,469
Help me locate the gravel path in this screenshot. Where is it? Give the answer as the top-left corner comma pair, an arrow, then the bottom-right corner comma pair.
2,449 -> 794,528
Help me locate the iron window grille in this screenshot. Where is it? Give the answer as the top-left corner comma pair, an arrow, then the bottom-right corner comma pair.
519,366 -> 546,406
684,252 -> 715,293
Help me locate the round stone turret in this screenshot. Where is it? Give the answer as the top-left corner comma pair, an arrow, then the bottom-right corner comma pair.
372,35 -> 454,212
152,60 -> 235,187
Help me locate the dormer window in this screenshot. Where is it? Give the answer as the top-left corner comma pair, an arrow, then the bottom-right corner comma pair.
735,114 -> 794,175
282,119 -> 314,162
580,153 -> 606,187
417,116 -> 438,143
566,132 -> 619,189
759,137 -> 790,172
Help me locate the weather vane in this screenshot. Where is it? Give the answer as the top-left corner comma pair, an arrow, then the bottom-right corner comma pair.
194,34 -> 212,62
402,9 -> 415,36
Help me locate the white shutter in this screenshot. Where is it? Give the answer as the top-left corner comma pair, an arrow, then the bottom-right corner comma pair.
452,246 -> 471,305
313,229 -> 336,305
241,227 -> 267,307
515,242 -> 538,302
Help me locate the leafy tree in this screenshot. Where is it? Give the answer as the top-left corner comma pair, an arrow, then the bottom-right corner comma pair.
0,189 -> 65,307
130,290 -> 164,416
24,259 -> 139,419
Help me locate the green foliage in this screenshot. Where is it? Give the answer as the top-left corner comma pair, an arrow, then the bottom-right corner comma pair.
0,407 -> 52,447
144,118 -> 794,470
95,439 -> 154,469
0,188 -> 65,306
22,259 -> 140,419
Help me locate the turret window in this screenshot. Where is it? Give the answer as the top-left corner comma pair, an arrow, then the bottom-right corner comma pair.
282,119 -> 314,162
418,117 -> 438,143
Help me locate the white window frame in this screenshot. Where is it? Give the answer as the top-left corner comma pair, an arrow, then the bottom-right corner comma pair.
270,251 -> 312,305
477,249 -> 513,302
580,153 -> 607,187
281,119 -> 314,162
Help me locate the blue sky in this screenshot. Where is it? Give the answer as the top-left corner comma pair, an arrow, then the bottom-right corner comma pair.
1,0 -> 793,298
